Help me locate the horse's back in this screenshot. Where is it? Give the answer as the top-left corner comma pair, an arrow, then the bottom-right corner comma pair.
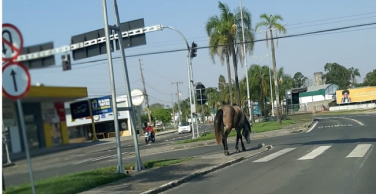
233,106 -> 244,127
221,105 -> 235,128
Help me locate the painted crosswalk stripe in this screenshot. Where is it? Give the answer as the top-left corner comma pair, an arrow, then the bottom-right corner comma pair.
253,148 -> 296,162
346,144 -> 372,158
298,146 -> 331,160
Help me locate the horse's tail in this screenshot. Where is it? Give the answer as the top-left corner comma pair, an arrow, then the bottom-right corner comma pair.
244,116 -> 252,133
243,116 -> 252,144
214,109 -> 224,144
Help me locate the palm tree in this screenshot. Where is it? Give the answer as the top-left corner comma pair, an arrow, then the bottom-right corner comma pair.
248,64 -> 270,117
206,1 -> 254,106
255,14 -> 286,125
348,67 -> 360,88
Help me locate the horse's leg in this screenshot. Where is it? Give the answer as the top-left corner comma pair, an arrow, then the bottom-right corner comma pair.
240,133 -> 246,151
223,129 -> 231,156
235,128 -> 241,153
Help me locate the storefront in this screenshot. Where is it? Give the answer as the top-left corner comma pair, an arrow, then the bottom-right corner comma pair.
64,95 -> 132,143
2,85 -> 88,154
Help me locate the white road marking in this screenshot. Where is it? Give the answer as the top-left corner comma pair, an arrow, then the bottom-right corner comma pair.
307,121 -> 318,132
73,152 -> 128,165
343,117 -> 364,126
298,146 -> 331,160
346,144 -> 372,158
253,148 -> 296,163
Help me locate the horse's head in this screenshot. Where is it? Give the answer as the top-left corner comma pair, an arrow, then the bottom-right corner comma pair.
242,117 -> 251,144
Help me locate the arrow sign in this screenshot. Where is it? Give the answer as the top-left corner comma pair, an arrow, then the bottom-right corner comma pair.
2,23 -> 23,62
2,30 -> 14,55
10,69 -> 18,92
2,62 -> 31,100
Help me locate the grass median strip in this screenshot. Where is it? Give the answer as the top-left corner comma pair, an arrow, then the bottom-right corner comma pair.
4,158 -> 192,194
179,120 -> 296,144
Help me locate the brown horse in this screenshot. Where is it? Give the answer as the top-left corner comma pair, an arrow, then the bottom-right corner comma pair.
214,105 -> 251,156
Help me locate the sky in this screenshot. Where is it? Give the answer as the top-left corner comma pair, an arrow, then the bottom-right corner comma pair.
2,0 -> 376,106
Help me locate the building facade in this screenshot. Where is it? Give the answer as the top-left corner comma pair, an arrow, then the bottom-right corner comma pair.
2,85 -> 88,154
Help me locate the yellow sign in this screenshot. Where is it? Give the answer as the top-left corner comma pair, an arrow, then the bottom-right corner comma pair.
336,87 -> 376,104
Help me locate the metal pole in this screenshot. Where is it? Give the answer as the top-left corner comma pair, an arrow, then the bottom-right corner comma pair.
2,123 -> 13,165
268,55 -> 275,116
239,0 -> 253,122
16,99 -> 35,194
101,0 -> 124,173
112,0 -> 142,171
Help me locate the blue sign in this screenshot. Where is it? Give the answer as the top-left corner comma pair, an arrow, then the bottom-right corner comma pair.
90,95 -> 113,115
70,101 -> 90,119
253,102 -> 261,115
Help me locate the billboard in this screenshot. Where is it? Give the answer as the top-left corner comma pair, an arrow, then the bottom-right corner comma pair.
90,95 -> 113,115
336,87 -> 376,104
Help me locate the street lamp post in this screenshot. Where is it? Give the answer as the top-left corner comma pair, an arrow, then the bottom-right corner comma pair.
239,0 -> 253,122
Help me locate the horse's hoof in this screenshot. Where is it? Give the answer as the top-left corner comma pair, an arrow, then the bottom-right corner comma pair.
242,148 -> 246,151
224,150 -> 230,156
236,149 -> 240,153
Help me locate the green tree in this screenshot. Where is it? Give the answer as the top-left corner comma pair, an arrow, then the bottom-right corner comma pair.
151,108 -> 171,126
348,67 -> 361,88
255,14 -> 286,125
206,1 -> 255,106
149,103 -> 164,111
292,72 -> 307,88
324,63 -> 351,89
363,69 -> 376,86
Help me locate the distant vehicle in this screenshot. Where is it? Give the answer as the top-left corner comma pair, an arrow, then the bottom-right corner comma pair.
178,122 -> 192,134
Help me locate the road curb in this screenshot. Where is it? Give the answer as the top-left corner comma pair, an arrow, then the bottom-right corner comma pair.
140,146 -> 270,194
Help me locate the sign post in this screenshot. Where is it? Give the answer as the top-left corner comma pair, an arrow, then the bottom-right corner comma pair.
2,23 -> 35,194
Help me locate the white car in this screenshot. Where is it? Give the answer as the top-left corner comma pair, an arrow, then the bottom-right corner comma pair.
178,122 -> 192,134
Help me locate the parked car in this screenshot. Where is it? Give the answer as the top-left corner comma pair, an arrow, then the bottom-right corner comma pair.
178,122 -> 192,134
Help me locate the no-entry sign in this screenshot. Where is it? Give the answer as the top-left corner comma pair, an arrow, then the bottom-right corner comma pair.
2,23 -> 24,62
2,62 -> 31,99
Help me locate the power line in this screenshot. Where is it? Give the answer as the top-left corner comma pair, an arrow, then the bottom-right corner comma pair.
28,21 -> 376,71
286,11 -> 376,26
145,82 -> 171,96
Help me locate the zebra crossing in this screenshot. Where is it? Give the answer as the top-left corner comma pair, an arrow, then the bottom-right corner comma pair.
253,144 -> 373,163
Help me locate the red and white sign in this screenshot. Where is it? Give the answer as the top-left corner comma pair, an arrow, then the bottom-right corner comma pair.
2,62 -> 31,99
2,23 -> 24,62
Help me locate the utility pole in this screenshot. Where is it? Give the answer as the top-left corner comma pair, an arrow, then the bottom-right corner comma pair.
139,59 -> 152,125
171,93 -> 176,129
172,82 -> 183,125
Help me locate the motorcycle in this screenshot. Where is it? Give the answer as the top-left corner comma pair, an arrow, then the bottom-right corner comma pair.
144,131 -> 155,144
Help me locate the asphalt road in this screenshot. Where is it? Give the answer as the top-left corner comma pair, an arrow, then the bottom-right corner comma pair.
164,113 -> 376,194
3,124 -> 214,186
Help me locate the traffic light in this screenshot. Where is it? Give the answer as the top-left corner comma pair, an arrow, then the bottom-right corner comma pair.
62,54 -> 71,71
190,42 -> 197,58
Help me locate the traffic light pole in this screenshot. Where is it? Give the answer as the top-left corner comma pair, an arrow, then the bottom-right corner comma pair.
189,57 -> 199,138
161,26 -> 197,139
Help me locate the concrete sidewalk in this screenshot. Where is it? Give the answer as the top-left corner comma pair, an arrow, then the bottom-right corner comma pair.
79,145 -> 270,194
